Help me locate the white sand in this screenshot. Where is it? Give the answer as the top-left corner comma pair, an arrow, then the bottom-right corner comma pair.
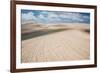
21,24 -> 90,63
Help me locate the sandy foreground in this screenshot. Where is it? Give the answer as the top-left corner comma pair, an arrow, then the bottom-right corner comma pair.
21,23 -> 90,63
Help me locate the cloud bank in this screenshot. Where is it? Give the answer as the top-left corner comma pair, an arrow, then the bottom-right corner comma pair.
21,10 -> 90,24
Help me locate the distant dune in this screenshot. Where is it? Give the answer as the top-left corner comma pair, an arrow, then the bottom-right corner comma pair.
22,23 -> 43,34
22,23 -> 89,34
21,23 -> 90,63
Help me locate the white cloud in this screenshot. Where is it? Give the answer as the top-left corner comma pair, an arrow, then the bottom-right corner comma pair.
21,11 -> 90,24
48,12 -> 58,18
21,12 -> 37,24
59,12 -> 82,21
82,15 -> 90,19
38,14 -> 45,19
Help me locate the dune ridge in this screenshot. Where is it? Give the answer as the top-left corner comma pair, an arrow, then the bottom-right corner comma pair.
21,23 -> 90,63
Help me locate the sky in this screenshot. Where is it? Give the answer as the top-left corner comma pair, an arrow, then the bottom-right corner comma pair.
21,9 -> 90,25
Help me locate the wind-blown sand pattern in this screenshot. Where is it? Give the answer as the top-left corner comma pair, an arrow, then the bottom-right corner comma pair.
21,23 -> 90,63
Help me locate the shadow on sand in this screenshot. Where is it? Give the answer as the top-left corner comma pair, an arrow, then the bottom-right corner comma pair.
83,29 -> 90,33
22,28 -> 69,40
22,28 -> 90,41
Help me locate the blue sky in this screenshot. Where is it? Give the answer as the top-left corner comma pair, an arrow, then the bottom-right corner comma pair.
21,9 -> 90,24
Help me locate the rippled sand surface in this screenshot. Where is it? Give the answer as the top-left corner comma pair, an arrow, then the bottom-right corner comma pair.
21,23 -> 90,63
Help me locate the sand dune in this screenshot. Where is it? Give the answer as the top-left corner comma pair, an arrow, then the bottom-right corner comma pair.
21,23 -> 90,63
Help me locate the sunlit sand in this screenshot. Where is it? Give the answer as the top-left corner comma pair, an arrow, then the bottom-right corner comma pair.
21,23 -> 90,63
